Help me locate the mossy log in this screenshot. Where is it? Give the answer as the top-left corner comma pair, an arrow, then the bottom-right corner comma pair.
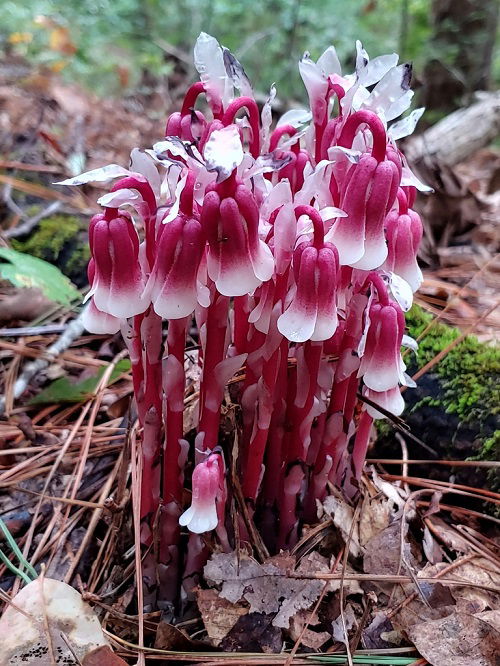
376,305 -> 499,495
12,215 -> 90,288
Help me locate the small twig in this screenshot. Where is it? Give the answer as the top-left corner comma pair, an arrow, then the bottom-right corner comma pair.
285,548 -> 344,665
4,201 -> 62,238
0,325 -> 67,337
367,459 -> 500,468
386,554 -> 476,619
395,434 -> 410,494
39,565 -> 57,665
337,502 -> 361,666
131,422 -> 146,666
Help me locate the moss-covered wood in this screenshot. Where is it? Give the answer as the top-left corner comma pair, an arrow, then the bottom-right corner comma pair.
12,215 -> 90,288
375,305 -> 499,496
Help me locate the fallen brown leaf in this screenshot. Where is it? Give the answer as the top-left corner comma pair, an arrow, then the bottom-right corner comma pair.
204,551 -> 361,631
0,288 -> 53,324
82,645 -> 128,665
196,588 -> 247,645
219,612 -> 283,653
288,609 -> 330,650
408,611 -> 500,666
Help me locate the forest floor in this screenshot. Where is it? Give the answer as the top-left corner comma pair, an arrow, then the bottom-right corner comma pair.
0,65 -> 499,665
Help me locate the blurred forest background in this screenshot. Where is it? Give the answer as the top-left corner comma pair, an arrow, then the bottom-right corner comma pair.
1,0 -> 498,116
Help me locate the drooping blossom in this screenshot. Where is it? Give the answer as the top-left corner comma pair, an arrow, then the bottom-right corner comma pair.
201,178 -> 274,297
278,205 -> 339,342
357,298 -> 406,392
179,453 -> 224,534
383,189 -> 423,292
87,211 -> 148,319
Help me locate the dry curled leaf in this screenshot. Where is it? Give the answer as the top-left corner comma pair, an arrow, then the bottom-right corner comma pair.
0,577 -> 109,664
358,493 -> 391,547
204,551 -> 358,630
288,609 -> 331,650
220,613 -> 282,653
322,494 -> 361,556
196,588 -> 248,645
82,645 -> 128,666
407,612 -> 500,666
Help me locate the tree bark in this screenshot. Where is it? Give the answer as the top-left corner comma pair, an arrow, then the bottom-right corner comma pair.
421,0 -> 499,114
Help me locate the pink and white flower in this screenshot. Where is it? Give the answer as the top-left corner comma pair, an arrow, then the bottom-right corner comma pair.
278,206 -> 339,342
357,299 -> 406,392
179,453 -> 224,534
383,192 -> 423,292
87,212 -> 148,319
148,214 -> 205,319
201,182 -> 274,296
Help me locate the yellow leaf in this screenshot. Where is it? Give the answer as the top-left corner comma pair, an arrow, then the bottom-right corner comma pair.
49,26 -> 76,55
8,32 -> 33,44
49,60 -> 68,73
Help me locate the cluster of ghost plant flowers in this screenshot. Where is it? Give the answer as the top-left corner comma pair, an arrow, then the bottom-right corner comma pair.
60,33 -> 429,606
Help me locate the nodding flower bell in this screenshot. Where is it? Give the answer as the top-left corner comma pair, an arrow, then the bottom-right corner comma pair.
148,215 -> 205,319
148,173 -> 205,319
383,189 -> 423,292
358,285 -> 406,392
278,205 -> 339,342
87,211 -> 148,319
363,385 -> 405,419
179,453 -> 224,534
330,110 -> 400,269
201,178 -> 274,296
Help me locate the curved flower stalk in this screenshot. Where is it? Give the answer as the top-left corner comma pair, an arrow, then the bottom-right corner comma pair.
61,32 -> 428,604
357,298 -> 406,393
328,110 -> 400,269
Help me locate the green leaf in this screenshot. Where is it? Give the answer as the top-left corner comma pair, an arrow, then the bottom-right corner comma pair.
0,247 -> 80,305
29,359 -> 131,404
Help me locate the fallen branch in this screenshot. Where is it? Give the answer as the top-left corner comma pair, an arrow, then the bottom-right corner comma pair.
406,91 -> 500,168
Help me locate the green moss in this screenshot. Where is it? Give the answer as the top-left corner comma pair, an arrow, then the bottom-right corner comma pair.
405,305 -> 500,458
12,216 -> 90,285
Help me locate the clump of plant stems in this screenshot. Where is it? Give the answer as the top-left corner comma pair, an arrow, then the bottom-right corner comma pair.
61,33 -> 427,609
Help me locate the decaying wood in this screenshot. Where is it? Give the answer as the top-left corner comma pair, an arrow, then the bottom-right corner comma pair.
406,91 -> 500,168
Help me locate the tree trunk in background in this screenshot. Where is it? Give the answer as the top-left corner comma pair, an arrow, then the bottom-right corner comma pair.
421,0 -> 499,114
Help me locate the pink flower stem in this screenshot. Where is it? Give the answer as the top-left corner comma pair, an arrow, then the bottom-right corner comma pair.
366,271 -> 390,305
241,341 -> 282,502
198,293 -> 230,450
294,204 -> 325,248
123,307 -> 162,609
158,318 -> 188,603
269,125 -> 299,154
233,295 -> 250,354
331,372 -> 360,486
181,81 -> 205,116
288,341 -> 324,462
350,410 -> 374,486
